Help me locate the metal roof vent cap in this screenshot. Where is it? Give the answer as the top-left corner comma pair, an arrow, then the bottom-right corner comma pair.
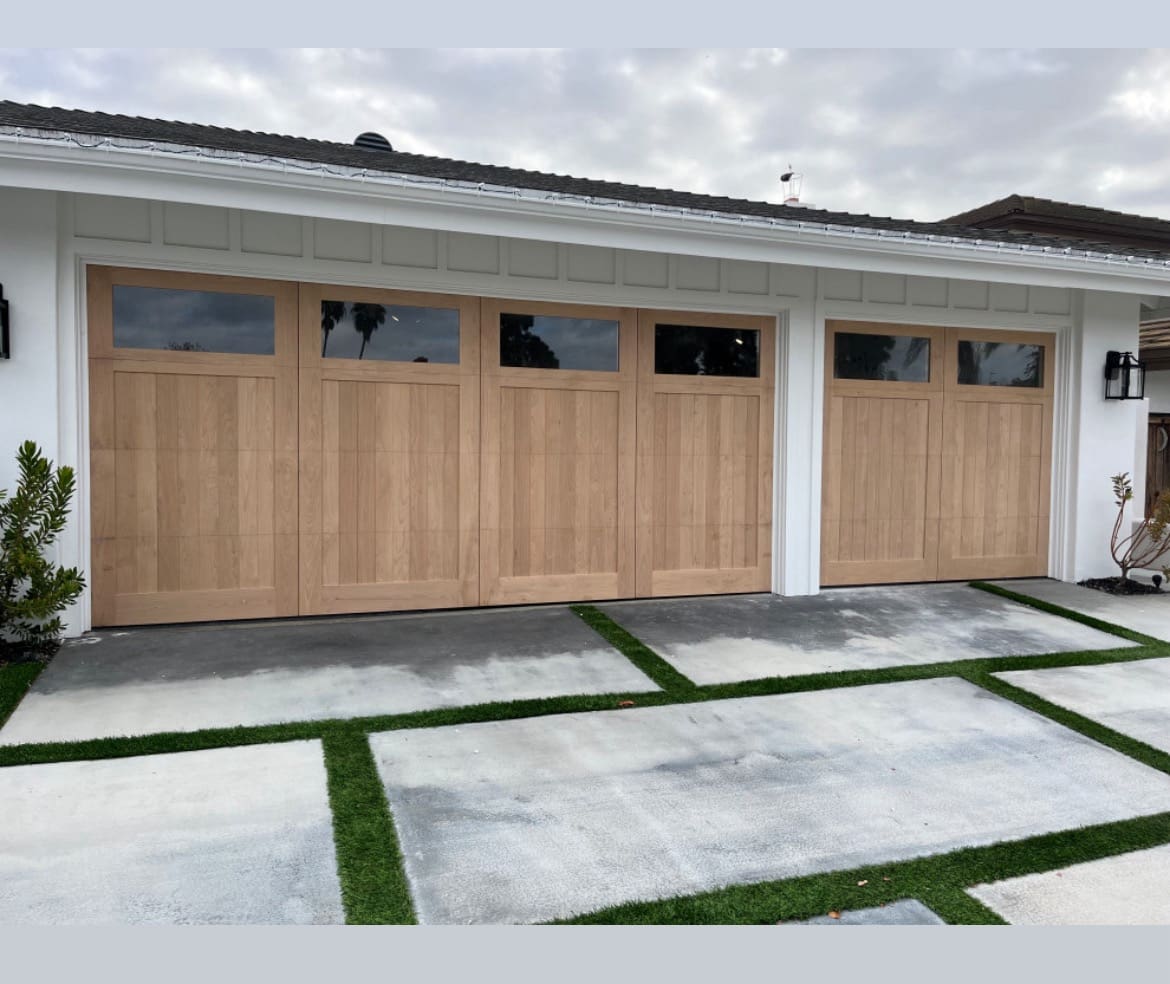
354,131 -> 393,152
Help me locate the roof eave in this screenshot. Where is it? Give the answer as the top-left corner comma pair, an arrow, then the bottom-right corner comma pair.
3,126 -> 1170,296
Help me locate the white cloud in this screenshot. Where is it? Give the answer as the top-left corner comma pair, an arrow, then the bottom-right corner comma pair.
2,47 -> 1170,221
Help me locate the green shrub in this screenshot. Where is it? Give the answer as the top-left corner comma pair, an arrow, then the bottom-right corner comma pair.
0,441 -> 85,663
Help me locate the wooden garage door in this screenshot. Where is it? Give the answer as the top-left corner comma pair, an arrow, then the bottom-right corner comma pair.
89,268 -> 777,625
88,266 -> 300,625
297,284 -> 480,615
821,321 -> 1053,586
635,310 -> 775,597
479,299 -> 637,605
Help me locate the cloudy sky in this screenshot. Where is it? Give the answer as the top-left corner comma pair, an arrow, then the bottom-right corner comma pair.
2,48 -> 1169,222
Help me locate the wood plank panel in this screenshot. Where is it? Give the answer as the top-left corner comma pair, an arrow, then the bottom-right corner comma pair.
636,309 -> 775,597
479,297 -> 637,605
87,265 -> 298,626
297,283 -> 479,615
937,326 -> 1054,579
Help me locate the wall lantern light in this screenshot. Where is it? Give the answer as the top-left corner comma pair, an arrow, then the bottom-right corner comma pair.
1104,350 -> 1145,401
0,285 -> 9,360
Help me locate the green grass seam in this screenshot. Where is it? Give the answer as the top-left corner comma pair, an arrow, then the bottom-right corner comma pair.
0,662 -> 43,729
561,811 -> 1170,924
572,604 -> 698,694
962,670 -> 1170,776
3,639 -> 1166,769
969,580 -> 1162,645
322,731 -> 416,925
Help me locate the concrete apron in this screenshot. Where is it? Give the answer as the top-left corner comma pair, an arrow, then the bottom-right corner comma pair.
371,677 -> 1170,924
968,843 -> 1170,925
990,578 -> 1170,643
996,657 -> 1170,755
0,606 -> 658,745
599,583 -> 1133,686
0,740 -> 344,924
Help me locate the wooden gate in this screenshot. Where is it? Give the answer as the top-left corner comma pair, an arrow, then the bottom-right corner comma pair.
635,309 -> 775,597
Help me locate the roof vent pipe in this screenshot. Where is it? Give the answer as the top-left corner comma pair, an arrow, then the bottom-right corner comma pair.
354,131 -> 393,152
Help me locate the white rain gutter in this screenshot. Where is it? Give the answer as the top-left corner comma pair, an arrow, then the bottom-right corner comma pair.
4,123 -> 1170,284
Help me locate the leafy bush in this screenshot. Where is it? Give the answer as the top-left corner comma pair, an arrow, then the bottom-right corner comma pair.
0,441 -> 85,663
1110,472 -> 1170,581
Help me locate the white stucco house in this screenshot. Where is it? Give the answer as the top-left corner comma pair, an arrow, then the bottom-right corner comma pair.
1,100 -> 1166,636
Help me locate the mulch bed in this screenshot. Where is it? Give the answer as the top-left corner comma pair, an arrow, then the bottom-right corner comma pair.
1078,576 -> 1163,596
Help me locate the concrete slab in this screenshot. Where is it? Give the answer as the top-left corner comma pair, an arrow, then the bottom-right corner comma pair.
990,578 -> 1170,642
968,844 -> 1170,925
0,740 -> 344,924
794,899 -> 945,925
598,584 -> 1130,686
370,676 -> 1170,924
995,657 -> 1170,754
0,607 -> 657,745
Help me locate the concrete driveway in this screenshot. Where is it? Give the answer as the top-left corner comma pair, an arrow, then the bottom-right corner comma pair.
2,581 -> 1168,925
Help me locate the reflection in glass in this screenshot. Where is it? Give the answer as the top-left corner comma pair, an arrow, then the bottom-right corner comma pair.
957,341 -> 1043,387
499,313 -> 619,371
321,301 -> 460,363
113,285 -> 275,354
834,332 -> 930,382
654,324 -> 759,377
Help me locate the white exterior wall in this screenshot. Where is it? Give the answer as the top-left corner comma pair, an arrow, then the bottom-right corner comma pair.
2,188 -> 1139,633
1145,369 -> 1170,413
0,189 -> 80,630
1063,291 -> 1144,582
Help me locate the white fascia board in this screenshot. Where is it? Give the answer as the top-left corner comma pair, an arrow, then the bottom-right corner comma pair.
3,136 -> 1170,296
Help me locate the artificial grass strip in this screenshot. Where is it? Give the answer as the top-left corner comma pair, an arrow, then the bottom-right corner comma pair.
0,688 -> 678,769
562,811 -> 1170,925
572,604 -> 698,694
970,580 -> 1161,646
0,661 -> 43,729
322,732 -> 415,925
2,639 -> 1166,770
966,671 -> 1170,776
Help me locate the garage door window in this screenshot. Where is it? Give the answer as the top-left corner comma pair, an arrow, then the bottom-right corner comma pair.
833,331 -> 930,382
499,313 -> 619,371
957,340 -> 1043,387
113,285 -> 275,355
654,324 -> 759,377
320,300 -> 460,362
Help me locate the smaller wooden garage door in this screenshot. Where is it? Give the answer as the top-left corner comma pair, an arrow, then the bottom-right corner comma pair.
821,320 -> 1054,586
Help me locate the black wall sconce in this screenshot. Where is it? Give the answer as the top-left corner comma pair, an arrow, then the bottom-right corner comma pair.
0,285 -> 9,360
1104,350 -> 1145,400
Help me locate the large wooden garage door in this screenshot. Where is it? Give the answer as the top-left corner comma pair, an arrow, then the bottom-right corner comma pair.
297,284 -> 480,615
821,321 -> 1053,586
89,268 -> 777,625
88,266 -> 300,625
635,310 -> 775,597
479,299 -> 637,605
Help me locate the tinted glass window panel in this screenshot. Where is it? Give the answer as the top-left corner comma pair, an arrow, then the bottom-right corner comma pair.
957,341 -> 1044,387
321,301 -> 460,363
113,285 -> 275,355
654,324 -> 759,377
834,332 -> 931,382
499,313 -> 619,371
